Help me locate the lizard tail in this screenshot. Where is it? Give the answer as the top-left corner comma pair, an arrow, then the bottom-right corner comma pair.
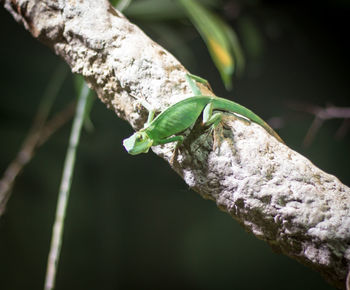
212,97 -> 284,144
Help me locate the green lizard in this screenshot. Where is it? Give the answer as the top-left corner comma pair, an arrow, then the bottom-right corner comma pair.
123,74 -> 283,155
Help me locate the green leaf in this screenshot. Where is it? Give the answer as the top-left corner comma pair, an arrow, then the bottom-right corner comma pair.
215,15 -> 245,77
178,0 -> 244,89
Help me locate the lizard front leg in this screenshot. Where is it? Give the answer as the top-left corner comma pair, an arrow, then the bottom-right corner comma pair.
153,135 -> 185,164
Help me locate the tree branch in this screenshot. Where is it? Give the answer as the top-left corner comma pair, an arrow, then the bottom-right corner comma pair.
2,0 -> 350,289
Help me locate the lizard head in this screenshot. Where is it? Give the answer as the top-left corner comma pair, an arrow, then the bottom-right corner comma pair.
123,131 -> 153,155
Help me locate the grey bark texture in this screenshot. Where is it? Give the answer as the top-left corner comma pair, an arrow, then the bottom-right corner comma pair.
2,0 -> 350,289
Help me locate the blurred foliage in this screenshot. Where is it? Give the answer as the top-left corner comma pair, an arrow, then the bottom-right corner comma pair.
122,0 -> 244,89
177,0 -> 244,89
110,0 -> 132,11
1,1 -> 349,290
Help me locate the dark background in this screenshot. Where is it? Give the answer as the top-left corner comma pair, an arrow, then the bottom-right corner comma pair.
1,0 -> 349,289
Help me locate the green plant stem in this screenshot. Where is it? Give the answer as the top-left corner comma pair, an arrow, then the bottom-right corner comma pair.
44,82 -> 90,290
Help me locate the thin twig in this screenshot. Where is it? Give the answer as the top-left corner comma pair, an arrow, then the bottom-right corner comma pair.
38,101 -> 76,146
0,102 -> 75,216
44,83 -> 91,290
335,119 -> 350,140
0,64 -> 68,216
289,102 -> 350,146
303,116 -> 324,147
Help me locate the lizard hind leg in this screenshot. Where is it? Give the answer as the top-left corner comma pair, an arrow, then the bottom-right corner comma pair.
203,102 -> 221,126
212,122 -> 224,152
203,103 -> 224,151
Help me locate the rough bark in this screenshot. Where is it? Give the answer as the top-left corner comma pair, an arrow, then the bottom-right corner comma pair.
2,0 -> 350,288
